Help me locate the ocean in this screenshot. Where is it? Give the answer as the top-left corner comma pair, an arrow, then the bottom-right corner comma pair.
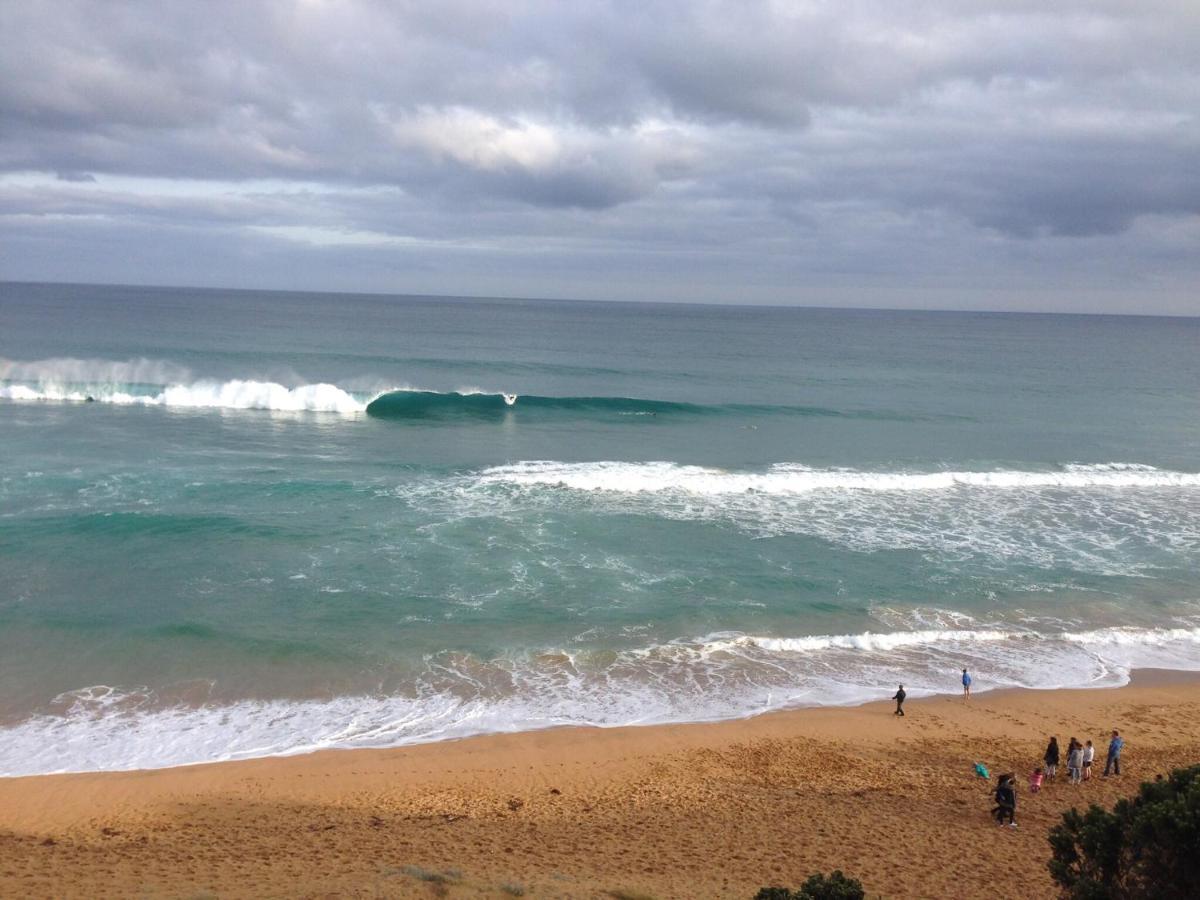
1,281 -> 1198,776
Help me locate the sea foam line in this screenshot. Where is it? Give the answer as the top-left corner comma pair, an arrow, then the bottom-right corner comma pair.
478,460 -> 1200,493
0,367 -> 524,416
2,622 -> 1198,777
0,355 -> 417,414
0,378 -> 370,414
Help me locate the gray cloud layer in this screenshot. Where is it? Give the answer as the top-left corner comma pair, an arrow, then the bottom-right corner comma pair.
1,0 -> 1198,311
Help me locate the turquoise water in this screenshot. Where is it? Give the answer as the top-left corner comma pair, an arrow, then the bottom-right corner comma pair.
1,281 -> 1199,775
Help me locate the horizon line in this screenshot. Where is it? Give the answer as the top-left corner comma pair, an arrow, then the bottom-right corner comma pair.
3,278 -> 1198,321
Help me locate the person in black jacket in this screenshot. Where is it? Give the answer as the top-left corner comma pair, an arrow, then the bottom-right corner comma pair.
892,684 -> 906,716
993,774 -> 1017,827
1044,736 -> 1060,780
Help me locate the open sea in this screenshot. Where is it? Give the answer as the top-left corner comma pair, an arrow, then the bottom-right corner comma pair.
1,281 -> 1198,776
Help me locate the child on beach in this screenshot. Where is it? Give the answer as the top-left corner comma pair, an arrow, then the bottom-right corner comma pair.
1029,767 -> 1043,793
1083,740 -> 1095,780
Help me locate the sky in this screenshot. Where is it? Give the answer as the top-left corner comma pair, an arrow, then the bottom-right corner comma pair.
1,0 -> 1198,313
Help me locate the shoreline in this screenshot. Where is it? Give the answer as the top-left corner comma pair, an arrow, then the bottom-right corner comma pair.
2,669 -> 1198,898
5,665 -> 1198,781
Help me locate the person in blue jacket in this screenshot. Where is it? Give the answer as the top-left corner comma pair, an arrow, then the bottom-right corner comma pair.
962,668 -> 972,699
1103,729 -> 1125,776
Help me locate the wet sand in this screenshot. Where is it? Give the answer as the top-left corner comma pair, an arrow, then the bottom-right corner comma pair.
2,670 -> 1198,898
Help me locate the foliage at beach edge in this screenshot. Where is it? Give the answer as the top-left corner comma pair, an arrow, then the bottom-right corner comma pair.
754,869 -> 866,900
1048,763 -> 1200,899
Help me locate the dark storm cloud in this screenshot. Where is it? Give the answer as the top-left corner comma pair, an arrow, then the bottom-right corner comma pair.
1,1 -> 1198,309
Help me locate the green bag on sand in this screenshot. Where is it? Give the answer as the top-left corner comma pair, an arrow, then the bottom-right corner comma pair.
974,763 -> 990,779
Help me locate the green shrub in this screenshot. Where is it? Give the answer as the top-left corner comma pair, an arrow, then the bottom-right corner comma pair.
1048,763 -> 1200,899
755,870 -> 865,900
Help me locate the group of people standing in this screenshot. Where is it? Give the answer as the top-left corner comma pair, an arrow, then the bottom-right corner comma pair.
992,730 -> 1126,827
1039,730 -> 1124,787
1041,736 -> 1094,784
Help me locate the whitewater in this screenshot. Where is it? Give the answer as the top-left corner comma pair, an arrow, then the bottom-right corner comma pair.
3,619 -> 1198,776
2,284 -> 1198,776
0,363 -> 654,418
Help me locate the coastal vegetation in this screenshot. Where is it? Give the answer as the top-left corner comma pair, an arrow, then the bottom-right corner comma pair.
1048,764 -> 1199,899
754,870 -> 866,899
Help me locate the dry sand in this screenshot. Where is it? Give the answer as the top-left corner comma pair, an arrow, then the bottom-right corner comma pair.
2,670 -> 1198,899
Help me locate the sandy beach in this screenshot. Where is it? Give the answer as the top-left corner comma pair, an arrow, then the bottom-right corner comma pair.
2,670 -> 1198,899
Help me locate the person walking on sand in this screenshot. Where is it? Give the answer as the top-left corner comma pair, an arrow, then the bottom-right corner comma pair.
962,668 -> 972,699
1103,729 -> 1124,776
1083,740 -> 1095,780
1044,736 -> 1060,781
892,684 -> 906,716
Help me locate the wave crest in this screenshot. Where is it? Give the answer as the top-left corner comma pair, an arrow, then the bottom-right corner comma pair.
363,389 -> 704,419
2,358 -> 926,421
478,461 -> 1200,493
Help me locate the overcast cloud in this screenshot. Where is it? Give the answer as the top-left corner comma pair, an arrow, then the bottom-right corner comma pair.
1,0 -> 1198,312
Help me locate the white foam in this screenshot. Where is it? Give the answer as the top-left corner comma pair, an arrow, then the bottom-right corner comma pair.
744,629 -> 1016,653
1062,625 -> 1200,647
0,353 -> 383,414
2,621 -> 1198,777
444,460 -> 1200,577
0,357 -> 533,415
1,379 -> 369,413
479,461 -> 1200,493
161,380 -> 368,413
0,385 -> 42,401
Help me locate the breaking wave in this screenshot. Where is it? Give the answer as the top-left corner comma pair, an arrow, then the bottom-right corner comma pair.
364,390 -> 696,419
0,357 -> 932,420
0,358 -> 369,413
0,379 -> 369,413
362,390 -> 925,421
476,461 -> 1200,493
397,460 -> 1200,576
1,619 -> 1198,776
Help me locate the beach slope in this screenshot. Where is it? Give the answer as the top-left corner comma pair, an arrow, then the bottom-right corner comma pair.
2,671 -> 1198,899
